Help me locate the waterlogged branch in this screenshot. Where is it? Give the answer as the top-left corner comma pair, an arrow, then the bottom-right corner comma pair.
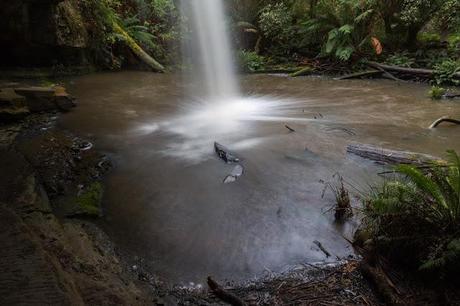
367,62 -> 460,79
429,116 -> 460,129
113,23 -> 165,72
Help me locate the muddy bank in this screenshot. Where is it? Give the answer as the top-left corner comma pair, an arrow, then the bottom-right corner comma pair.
0,90 -> 158,303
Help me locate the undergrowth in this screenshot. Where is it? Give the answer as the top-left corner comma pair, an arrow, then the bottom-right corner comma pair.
360,150 -> 460,280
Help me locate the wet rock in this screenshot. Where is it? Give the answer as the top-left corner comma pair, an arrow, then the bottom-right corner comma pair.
0,88 -> 27,107
0,89 -> 30,123
223,164 -> 244,184
54,86 -> 76,112
0,107 -> 30,123
215,142 -> 241,163
15,87 -> 60,112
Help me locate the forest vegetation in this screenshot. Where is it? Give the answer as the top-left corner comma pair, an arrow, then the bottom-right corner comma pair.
78,1 -> 460,85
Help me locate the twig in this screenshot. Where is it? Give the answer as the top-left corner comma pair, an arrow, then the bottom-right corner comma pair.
313,240 -> 331,257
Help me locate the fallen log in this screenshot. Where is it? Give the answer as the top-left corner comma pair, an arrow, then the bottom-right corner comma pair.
360,261 -> 404,306
347,143 -> 445,166
207,277 -> 246,306
367,62 -> 460,79
335,70 -> 382,80
113,23 -> 165,72
429,116 -> 460,129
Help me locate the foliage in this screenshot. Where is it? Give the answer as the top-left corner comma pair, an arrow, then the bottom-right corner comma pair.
385,52 -> 415,67
363,150 -> 460,277
429,86 -> 446,100
299,0 -> 377,61
237,50 -> 265,72
79,0 -> 121,68
119,16 -> 156,50
433,59 -> 460,85
258,3 -> 296,56
321,173 -> 352,221
131,0 -> 181,64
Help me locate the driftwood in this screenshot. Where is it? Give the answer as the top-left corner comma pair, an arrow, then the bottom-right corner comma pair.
367,61 -> 460,79
429,116 -> 460,129
113,23 -> 165,72
335,70 -> 382,80
207,277 -> 246,306
347,143 -> 445,166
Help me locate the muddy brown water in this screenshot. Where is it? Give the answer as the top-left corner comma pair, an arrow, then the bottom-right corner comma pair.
60,72 -> 460,284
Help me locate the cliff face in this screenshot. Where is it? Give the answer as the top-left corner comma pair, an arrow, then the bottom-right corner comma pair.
0,0 -> 89,67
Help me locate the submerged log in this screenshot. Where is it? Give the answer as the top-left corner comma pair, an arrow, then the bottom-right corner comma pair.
207,277 -> 246,306
429,116 -> 460,129
335,70 -> 382,80
113,23 -> 165,72
347,143 -> 445,166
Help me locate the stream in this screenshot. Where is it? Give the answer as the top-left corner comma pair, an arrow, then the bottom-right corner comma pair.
60,72 -> 460,284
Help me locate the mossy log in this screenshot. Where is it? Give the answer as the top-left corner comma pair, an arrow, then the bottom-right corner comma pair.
335,70 -> 382,80
113,23 -> 165,72
290,66 -> 314,77
347,143 -> 445,166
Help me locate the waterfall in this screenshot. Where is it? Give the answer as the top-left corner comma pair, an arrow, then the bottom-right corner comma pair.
184,0 -> 239,99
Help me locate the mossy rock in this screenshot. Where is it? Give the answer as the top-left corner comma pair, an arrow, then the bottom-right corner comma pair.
72,182 -> 103,217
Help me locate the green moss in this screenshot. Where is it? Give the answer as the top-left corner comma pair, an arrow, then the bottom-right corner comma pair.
75,182 -> 103,217
429,86 -> 446,100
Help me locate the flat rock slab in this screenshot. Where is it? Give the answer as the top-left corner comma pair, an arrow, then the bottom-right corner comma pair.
0,107 -> 30,123
15,87 -> 56,98
8,86 -> 76,113
0,88 -> 26,107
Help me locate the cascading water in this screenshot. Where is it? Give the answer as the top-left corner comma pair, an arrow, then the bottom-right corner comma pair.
137,0 -> 311,162
187,0 -> 239,99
